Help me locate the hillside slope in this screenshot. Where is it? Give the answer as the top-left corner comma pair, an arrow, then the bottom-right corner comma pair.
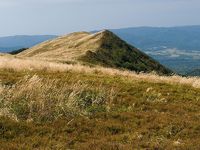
18,30 -> 172,74
0,56 -> 200,149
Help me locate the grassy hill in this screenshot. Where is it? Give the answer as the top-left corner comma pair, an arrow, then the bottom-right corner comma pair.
0,30 -> 199,149
0,56 -> 200,149
18,30 -> 172,75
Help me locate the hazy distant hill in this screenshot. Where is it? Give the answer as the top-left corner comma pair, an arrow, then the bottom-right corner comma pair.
0,35 -> 57,52
187,69 -> 200,76
111,25 -> 200,74
111,25 -> 200,50
18,30 -> 172,74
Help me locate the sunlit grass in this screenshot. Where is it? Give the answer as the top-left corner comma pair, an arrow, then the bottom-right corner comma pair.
0,56 -> 200,149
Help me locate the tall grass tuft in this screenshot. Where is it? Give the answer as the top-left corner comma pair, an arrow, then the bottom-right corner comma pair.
0,75 -> 115,122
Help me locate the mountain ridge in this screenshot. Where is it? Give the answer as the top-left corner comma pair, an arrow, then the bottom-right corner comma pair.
1,25 -> 200,75
18,30 -> 172,75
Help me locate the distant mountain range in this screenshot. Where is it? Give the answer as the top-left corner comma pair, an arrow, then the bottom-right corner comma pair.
0,35 -> 57,52
111,25 -> 200,50
110,25 -> 200,75
1,25 -> 200,75
187,69 -> 200,76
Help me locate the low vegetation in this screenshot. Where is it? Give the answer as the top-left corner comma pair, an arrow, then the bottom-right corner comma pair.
9,48 -> 28,55
0,56 -> 200,149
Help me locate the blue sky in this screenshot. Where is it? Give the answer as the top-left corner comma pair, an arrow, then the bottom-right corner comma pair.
0,0 -> 200,36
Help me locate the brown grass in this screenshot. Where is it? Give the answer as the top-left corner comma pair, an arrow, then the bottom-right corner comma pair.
0,57 -> 200,149
0,56 -> 200,88
17,31 -> 102,60
16,30 -> 172,74
0,74 -> 115,122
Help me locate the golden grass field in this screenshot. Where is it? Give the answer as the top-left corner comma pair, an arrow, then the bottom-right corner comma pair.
1,56 -> 200,88
17,31 -> 107,60
0,55 -> 200,149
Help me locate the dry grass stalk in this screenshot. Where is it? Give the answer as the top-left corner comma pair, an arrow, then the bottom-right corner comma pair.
0,74 -> 115,121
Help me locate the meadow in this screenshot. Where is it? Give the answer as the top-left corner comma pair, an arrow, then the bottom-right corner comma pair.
0,56 -> 200,149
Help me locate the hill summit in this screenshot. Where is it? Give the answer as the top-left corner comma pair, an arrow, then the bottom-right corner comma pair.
18,30 -> 172,74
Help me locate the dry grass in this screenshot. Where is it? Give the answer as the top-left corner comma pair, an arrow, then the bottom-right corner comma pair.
0,74 -> 115,122
17,31 -> 103,60
15,30 -> 172,74
0,52 -> 11,56
1,56 -> 200,149
0,56 -> 200,88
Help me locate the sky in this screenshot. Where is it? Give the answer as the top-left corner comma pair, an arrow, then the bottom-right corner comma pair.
0,0 -> 200,36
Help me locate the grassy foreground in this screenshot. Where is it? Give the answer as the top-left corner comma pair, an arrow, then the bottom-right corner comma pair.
0,67 -> 200,150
